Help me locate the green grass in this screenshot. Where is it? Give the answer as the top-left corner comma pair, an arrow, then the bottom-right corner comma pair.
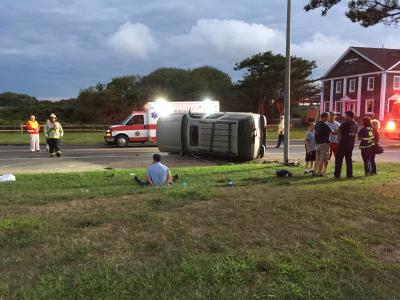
1,163 -> 399,299
0,131 -> 105,145
269,126 -> 307,140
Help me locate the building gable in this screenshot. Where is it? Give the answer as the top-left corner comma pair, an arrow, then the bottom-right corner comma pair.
323,49 -> 382,79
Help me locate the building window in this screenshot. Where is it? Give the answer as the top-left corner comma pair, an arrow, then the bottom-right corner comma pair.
335,81 -> 342,94
367,77 -> 375,91
335,101 -> 342,114
365,99 -> 374,114
349,79 -> 356,92
394,76 -> 400,90
324,102 -> 330,112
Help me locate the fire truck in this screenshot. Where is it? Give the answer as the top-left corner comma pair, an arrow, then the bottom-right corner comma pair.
382,99 -> 400,139
104,100 -> 220,147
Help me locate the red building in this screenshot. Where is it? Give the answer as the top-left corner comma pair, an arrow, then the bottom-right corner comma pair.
320,47 -> 400,121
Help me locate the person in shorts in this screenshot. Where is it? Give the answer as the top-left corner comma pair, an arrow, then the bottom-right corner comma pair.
326,112 -> 340,159
304,122 -> 316,174
313,112 -> 331,176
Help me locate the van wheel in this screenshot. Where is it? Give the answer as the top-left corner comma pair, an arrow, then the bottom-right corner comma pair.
115,135 -> 129,148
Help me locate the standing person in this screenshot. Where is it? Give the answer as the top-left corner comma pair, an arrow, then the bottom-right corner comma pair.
26,115 -> 40,152
275,115 -> 285,148
304,122 -> 316,174
334,111 -> 359,179
326,112 -> 340,159
313,112 -> 331,176
44,113 -> 64,158
358,118 -> 375,176
370,119 -> 381,175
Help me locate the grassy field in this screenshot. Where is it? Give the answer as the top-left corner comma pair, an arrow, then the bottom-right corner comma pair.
0,127 -> 307,145
0,132 -> 105,145
1,163 -> 399,299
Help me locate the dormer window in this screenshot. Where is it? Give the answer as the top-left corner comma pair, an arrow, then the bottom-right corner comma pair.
367,77 -> 375,91
335,81 -> 342,94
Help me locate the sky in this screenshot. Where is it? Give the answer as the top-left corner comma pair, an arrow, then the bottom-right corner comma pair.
0,0 -> 399,100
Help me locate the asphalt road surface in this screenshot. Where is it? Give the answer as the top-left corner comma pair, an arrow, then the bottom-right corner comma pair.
0,140 -> 399,174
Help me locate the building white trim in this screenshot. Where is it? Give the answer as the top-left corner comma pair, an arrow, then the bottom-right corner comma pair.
379,73 -> 387,121
320,88 -> 324,113
321,47 -> 384,79
350,48 -> 386,70
330,80 -> 334,112
357,76 -> 362,117
388,61 -> 400,70
343,78 -> 347,96
323,71 -> 384,81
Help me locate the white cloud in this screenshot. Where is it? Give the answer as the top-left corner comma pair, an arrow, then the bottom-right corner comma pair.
170,19 -> 285,61
293,33 -> 364,70
107,22 -> 158,60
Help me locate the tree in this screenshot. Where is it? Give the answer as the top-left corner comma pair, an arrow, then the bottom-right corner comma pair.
304,0 -> 400,27
234,51 -> 318,116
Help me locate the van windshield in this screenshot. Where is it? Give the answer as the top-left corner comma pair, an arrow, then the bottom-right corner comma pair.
120,115 -> 132,125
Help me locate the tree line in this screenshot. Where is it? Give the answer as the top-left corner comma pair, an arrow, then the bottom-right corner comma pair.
0,52 -> 319,125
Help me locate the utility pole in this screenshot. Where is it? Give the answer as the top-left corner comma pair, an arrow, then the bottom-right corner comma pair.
283,0 -> 291,166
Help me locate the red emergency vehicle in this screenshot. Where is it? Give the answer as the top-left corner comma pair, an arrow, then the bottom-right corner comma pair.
382,99 -> 400,139
104,100 -> 220,147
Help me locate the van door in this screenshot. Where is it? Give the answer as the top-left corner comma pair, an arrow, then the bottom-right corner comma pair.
127,114 -> 148,143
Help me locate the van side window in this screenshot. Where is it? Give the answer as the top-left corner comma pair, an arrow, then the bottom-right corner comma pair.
132,115 -> 144,125
190,126 -> 199,146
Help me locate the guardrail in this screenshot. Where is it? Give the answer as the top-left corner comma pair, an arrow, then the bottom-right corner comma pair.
0,125 -> 109,133
0,123 -> 294,133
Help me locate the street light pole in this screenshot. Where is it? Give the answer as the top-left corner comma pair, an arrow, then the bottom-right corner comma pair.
283,0 -> 291,166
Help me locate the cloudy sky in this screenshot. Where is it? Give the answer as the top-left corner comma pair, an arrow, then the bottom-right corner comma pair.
0,0 -> 399,99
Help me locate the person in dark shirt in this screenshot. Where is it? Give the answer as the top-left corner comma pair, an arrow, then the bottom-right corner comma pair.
358,117 -> 375,176
370,119 -> 381,175
334,111 -> 359,179
313,112 -> 331,176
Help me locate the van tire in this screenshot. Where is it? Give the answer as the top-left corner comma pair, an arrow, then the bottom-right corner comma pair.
115,134 -> 130,148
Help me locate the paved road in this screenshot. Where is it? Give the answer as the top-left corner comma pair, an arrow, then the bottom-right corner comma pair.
0,140 -> 399,174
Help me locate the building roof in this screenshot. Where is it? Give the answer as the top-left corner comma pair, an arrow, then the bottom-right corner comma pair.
322,46 -> 400,79
352,47 -> 400,70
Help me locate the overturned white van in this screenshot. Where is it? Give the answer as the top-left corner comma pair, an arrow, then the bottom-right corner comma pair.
157,112 -> 267,161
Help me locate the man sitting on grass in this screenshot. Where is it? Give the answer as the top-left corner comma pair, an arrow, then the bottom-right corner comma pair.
135,154 -> 178,187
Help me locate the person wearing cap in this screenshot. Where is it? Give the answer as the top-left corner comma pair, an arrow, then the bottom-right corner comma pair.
134,154 -> 178,187
44,113 -> 64,157
26,115 -> 41,152
275,115 -> 285,148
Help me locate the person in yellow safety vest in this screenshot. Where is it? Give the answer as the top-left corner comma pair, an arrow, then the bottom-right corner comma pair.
44,113 -> 64,157
275,115 -> 285,148
26,115 -> 41,152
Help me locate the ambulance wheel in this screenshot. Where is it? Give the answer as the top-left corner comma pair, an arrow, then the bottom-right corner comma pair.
115,134 -> 129,148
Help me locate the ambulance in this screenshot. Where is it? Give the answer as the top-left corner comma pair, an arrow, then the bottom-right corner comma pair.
382,98 -> 400,139
104,99 -> 220,147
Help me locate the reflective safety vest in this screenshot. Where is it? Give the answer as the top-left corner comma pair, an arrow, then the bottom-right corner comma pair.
26,121 -> 40,134
359,127 -> 375,149
44,122 -> 64,139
